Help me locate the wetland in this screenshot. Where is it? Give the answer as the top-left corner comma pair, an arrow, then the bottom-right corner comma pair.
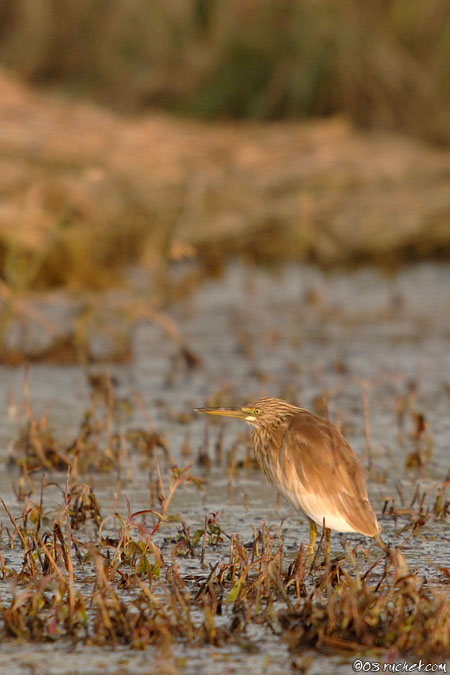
0,261 -> 449,674
1,4 -> 450,672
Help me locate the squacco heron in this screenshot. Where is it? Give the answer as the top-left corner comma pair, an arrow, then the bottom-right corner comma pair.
195,397 -> 383,556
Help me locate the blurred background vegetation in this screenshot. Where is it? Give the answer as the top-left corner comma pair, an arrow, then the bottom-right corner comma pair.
1,0 -> 449,142
0,0 -> 449,302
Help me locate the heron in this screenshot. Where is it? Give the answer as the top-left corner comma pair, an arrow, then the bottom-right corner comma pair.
195,397 -> 383,557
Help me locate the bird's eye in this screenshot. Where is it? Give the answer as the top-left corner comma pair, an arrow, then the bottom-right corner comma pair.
254,408 -> 262,415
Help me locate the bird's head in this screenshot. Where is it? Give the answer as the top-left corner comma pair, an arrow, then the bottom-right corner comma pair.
195,397 -> 300,429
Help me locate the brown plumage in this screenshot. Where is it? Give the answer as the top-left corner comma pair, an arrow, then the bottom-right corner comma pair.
195,397 -> 382,555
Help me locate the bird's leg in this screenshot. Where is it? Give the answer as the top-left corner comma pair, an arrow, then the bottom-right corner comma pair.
374,534 -> 388,552
308,519 -> 317,559
325,527 -> 331,557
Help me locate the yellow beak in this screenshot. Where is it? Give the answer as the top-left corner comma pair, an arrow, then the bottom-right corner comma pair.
194,406 -> 253,420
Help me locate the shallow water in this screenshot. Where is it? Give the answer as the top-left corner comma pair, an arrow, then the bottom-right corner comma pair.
1,262 -> 449,673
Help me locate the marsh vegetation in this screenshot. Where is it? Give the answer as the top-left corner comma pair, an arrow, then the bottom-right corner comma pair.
1,264 -> 449,672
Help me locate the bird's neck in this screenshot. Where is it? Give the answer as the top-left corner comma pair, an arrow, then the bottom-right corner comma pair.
251,419 -> 291,477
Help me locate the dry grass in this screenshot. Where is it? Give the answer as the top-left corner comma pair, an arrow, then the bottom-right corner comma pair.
8,371 -> 174,474
1,0 -> 449,144
3,377 -> 449,659
0,471 -> 448,658
0,1 -> 449,319
0,65 -> 449,297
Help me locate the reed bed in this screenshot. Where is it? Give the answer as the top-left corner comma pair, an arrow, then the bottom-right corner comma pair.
1,0 -> 449,143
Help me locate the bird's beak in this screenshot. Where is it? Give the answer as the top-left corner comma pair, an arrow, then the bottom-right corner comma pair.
194,406 -> 253,421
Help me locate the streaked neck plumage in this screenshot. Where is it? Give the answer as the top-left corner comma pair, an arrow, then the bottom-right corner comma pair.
250,405 -> 299,480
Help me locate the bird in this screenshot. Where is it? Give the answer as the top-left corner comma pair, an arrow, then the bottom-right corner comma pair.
195,397 -> 383,557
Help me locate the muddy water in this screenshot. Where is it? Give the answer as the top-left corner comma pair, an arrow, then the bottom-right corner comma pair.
0,262 -> 449,673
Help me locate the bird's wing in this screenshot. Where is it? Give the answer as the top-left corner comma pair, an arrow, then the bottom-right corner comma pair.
278,410 -> 381,536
